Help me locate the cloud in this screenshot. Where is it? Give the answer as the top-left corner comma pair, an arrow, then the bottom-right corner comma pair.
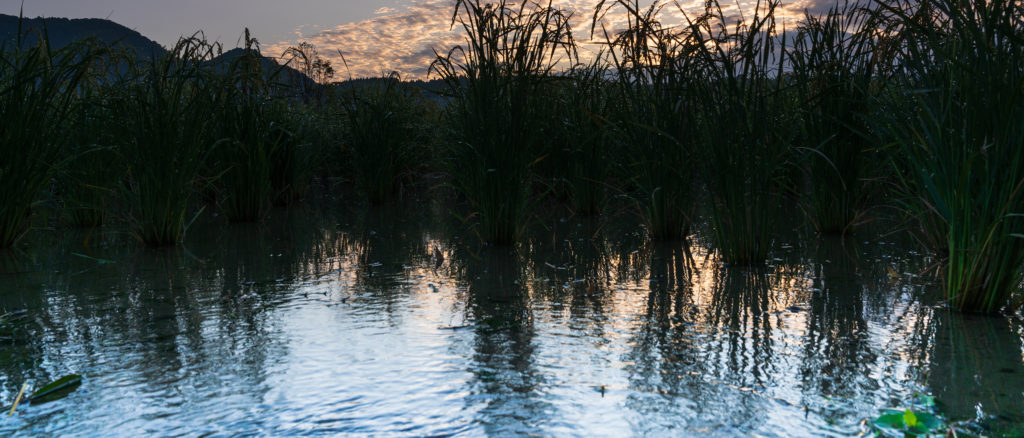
265,0 -> 829,81
266,0 -> 458,80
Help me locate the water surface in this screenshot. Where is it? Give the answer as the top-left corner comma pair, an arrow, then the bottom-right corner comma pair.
1,201 -> 1022,436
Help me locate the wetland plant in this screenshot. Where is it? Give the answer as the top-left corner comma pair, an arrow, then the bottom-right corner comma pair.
788,1 -> 877,235
112,37 -> 220,245
61,96 -> 120,228
689,0 -> 795,264
269,108 -> 324,205
209,34 -> 285,221
59,52 -> 132,229
431,0 -> 576,244
545,61 -> 615,215
564,63 -> 614,216
879,0 -> 1024,312
0,29 -> 95,247
594,0 -> 702,239
341,73 -> 428,204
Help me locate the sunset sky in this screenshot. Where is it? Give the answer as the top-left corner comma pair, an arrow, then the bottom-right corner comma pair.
3,0 -> 829,79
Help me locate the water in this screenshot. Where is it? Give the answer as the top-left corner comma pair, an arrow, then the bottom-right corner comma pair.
1,200 -> 1022,437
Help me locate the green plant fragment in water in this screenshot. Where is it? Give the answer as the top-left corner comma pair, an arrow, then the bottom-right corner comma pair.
28,374 -> 83,404
872,408 -> 945,436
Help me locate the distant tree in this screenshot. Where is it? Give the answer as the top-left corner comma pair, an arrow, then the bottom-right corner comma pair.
281,41 -> 334,104
283,41 -> 334,83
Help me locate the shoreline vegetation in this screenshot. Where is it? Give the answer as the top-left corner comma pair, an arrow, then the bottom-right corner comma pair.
1,0 -> 1023,314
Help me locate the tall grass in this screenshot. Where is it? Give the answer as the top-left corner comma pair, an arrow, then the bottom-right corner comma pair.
789,1 -> 877,235
0,24 -> 96,247
689,0 -> 794,264
560,61 -> 614,215
281,113 -> 325,205
112,36 -> 220,245
594,0 -> 702,240
341,73 -> 428,204
431,0 -> 576,245
878,0 -> 1024,312
61,85 -> 120,228
209,32 -> 283,221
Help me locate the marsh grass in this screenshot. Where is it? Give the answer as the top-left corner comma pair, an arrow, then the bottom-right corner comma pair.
688,0 -> 795,264
209,32 -> 284,221
212,97 -> 279,222
431,0 -> 576,245
112,36 -> 220,245
268,116 -> 309,205
61,95 -> 119,228
789,1 -> 878,235
560,62 -> 614,215
270,106 -> 327,206
594,0 -> 702,240
4,0 -> 1022,314
878,0 -> 1024,312
341,73 -> 428,204
58,48 -> 139,229
0,24 -> 96,246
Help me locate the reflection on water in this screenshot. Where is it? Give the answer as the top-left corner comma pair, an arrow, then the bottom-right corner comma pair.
929,312 -> 1024,430
1,201 -> 1022,436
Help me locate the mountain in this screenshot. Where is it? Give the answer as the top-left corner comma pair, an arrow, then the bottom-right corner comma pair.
0,15 -> 319,91
0,14 -> 165,58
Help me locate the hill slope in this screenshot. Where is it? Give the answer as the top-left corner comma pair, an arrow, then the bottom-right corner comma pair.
0,14 -> 165,57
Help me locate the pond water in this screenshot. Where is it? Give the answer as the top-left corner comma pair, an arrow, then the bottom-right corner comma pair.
1,200 -> 1022,437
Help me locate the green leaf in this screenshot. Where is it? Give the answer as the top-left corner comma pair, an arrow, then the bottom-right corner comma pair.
903,409 -> 918,427
28,375 -> 82,404
874,411 -> 906,429
912,412 -> 943,430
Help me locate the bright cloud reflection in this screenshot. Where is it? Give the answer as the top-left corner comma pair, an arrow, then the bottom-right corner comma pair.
265,0 -> 830,80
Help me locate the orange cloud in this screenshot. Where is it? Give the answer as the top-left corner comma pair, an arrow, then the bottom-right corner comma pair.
265,0 -> 823,81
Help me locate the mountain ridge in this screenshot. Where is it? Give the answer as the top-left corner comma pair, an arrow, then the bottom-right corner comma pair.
0,13 -> 165,57
0,13 -> 446,92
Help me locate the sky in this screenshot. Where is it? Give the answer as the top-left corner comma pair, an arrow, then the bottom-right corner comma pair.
2,0 -> 830,79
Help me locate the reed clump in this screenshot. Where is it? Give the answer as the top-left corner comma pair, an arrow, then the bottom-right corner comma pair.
6,0 -> 1024,313
688,0 -> 795,264
207,32 -> 287,222
789,1 -> 878,235
0,28 -> 96,247
341,73 -> 430,204
58,51 -> 127,229
594,0 -> 702,240
431,0 -> 576,245
878,0 -> 1024,312
268,106 -> 322,206
558,62 -> 615,216
111,37 -> 221,245
60,87 -> 120,228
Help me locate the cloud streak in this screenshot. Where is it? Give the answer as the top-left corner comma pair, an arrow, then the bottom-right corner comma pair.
265,0 -> 828,80
266,0 -> 459,80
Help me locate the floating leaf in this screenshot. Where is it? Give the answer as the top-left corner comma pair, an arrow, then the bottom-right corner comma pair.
873,408 -> 947,436
903,409 -> 919,427
910,412 -> 943,431
874,410 -> 906,429
28,375 -> 82,404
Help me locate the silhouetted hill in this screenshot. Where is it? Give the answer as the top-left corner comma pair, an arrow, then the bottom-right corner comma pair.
0,14 -> 445,98
0,14 -> 165,58
0,15 -> 319,90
